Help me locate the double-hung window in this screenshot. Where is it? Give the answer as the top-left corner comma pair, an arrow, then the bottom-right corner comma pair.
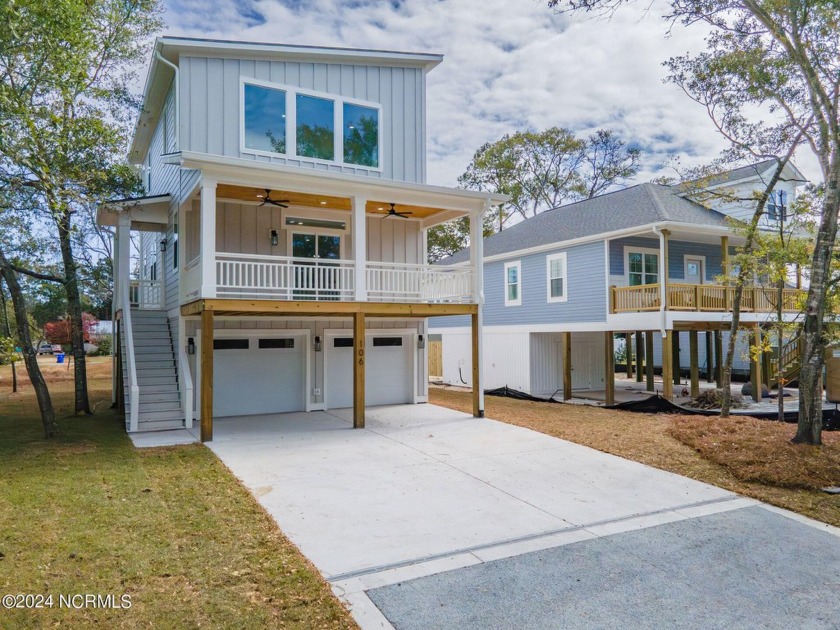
627,251 -> 659,286
242,79 -> 381,170
546,253 -> 567,302
504,261 -> 522,306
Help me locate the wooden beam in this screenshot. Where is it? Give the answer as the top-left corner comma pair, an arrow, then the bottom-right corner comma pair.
626,333 -> 634,379
200,309 -> 214,443
751,328 -> 762,403
706,332 -> 714,383
563,332 -> 572,400
689,330 -> 700,398
645,331 -> 655,392
605,332 -> 615,405
182,299 -> 479,318
714,330 -> 723,387
672,331 -> 681,385
636,330 -> 644,383
472,312 -> 482,417
662,330 -> 674,399
353,311 -> 365,429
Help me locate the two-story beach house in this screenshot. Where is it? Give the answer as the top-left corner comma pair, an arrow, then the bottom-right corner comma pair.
431,160 -> 808,403
98,37 -> 504,440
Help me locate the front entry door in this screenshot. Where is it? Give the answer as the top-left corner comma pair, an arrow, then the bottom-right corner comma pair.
291,233 -> 342,299
685,258 -> 703,285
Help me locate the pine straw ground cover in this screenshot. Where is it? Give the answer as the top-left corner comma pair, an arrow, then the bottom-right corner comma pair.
0,357 -> 356,629
430,387 -> 840,528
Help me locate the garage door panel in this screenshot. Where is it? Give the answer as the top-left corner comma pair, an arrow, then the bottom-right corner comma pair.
326,335 -> 413,408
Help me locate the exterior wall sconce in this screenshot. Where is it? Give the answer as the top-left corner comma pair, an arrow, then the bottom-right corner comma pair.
187,338 -> 195,355
160,237 -> 167,251
314,335 -> 322,352
270,229 -> 279,247
417,334 -> 425,349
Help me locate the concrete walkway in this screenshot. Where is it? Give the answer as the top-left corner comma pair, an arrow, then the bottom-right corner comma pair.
203,404 -> 815,627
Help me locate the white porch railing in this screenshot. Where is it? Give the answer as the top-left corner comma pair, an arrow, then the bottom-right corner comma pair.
129,279 -> 163,309
366,261 -> 474,303
216,253 -> 356,300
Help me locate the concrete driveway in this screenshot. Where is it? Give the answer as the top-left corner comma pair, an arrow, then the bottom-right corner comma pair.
204,404 -> 840,629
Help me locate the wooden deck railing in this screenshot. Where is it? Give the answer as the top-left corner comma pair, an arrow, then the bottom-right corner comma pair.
611,283 -> 805,314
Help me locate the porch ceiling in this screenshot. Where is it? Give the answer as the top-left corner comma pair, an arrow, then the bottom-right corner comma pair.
214,183 -> 455,220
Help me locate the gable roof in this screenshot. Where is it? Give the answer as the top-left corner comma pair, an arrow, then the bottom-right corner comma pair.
694,159 -> 808,189
442,183 -> 730,264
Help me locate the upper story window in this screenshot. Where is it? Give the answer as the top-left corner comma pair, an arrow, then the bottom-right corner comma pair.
767,189 -> 788,221
628,251 -> 658,286
504,261 -> 522,306
242,79 -> 381,170
546,253 -> 567,303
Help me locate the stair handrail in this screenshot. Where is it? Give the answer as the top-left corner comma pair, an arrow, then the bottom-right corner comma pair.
121,276 -> 140,432
178,335 -> 193,429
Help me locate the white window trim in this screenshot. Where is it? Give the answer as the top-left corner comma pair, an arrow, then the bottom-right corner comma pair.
240,77 -> 384,172
546,252 -> 568,303
683,254 -> 706,285
287,230 -> 347,260
504,260 -> 522,307
623,246 -> 661,286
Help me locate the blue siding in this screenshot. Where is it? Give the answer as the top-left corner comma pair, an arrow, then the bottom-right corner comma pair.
610,237 -> 734,282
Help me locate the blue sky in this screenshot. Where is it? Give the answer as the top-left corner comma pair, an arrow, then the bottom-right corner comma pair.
158,0 -> 819,187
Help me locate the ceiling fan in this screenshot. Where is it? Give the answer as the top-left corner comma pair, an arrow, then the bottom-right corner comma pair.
257,189 -> 289,208
379,202 -> 412,219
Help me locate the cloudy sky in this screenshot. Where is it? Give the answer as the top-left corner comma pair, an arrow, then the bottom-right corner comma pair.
158,0 -> 819,187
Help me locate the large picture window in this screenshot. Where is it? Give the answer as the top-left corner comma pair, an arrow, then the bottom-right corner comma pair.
243,83 -> 286,153
242,79 -> 381,170
628,251 -> 659,286
546,252 -> 567,302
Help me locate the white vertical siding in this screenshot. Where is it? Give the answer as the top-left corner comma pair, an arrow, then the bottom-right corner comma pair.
530,333 -> 563,396
440,330 -> 530,392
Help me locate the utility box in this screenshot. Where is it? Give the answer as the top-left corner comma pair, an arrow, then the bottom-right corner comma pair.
824,346 -> 840,403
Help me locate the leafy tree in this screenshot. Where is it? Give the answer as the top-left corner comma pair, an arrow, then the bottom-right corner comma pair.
551,0 -> 840,445
44,313 -> 97,345
0,0 -> 160,418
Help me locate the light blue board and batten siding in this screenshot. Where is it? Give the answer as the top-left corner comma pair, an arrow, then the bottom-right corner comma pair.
179,56 -> 426,184
431,241 -> 608,329
609,236 -> 735,281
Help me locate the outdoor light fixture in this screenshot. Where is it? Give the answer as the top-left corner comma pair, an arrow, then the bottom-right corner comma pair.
270,229 -> 279,247
314,336 -> 322,352
417,335 -> 425,349
187,338 -> 195,355
160,238 -> 167,251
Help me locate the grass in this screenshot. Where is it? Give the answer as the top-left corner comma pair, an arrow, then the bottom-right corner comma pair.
430,387 -> 840,528
0,357 -> 357,629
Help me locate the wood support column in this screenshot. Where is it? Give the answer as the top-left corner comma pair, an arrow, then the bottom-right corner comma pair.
605,332 -> 615,405
645,331 -> 654,392
721,235 -> 730,309
626,333 -> 634,379
200,309 -> 214,443
705,332 -> 714,383
714,330 -> 723,387
471,311 -> 483,417
751,328 -> 763,403
563,332 -> 572,400
635,331 -> 644,383
662,331 -> 674,399
672,331 -> 681,385
689,331 -> 700,398
353,311 -> 366,428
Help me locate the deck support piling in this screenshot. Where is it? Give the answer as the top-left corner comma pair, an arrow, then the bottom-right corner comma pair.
689,331 -> 700,398
672,331 -> 681,385
605,332 -> 615,406
635,331 -> 644,383
200,309 -> 214,443
705,332 -> 714,383
714,330 -> 723,387
645,332 -> 655,392
626,333 -> 634,379
471,311 -> 483,417
662,330 -> 674,399
353,311 -> 366,428
563,332 -> 572,401
751,327 -> 763,403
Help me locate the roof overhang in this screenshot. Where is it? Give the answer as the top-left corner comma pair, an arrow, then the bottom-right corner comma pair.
168,151 -> 508,226
97,194 -> 171,231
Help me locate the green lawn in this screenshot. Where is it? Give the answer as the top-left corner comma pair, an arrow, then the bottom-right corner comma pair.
0,358 -> 356,628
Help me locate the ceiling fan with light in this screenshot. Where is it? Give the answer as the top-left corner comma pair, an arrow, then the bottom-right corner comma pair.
257,189 -> 289,208
377,202 -> 413,219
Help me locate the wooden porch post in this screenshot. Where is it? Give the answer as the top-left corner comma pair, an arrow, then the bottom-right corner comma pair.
563,331 -> 572,400
714,330 -> 723,387
626,333 -> 634,379
751,327 -> 763,403
605,332 -> 615,405
662,330 -> 674,399
471,311 -> 483,417
721,236 -> 730,309
705,332 -> 714,383
672,331 -> 681,385
353,311 -> 366,428
645,332 -> 655,392
200,309 -> 214,442
689,331 -> 700,397
635,330 -> 644,383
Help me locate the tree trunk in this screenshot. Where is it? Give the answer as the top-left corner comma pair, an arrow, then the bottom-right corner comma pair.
793,171 -> 840,445
57,213 -> 92,415
0,250 -> 57,437
0,281 -> 18,392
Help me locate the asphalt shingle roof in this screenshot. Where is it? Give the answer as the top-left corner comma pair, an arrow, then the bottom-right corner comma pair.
442,183 -> 730,264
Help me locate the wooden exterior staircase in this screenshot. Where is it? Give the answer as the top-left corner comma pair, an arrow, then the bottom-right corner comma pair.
770,336 -> 802,388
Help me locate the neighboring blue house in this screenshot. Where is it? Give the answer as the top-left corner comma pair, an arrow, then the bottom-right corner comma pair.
430,160 -> 808,402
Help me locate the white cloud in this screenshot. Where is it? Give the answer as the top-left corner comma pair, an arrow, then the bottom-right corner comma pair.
159,0 -> 821,186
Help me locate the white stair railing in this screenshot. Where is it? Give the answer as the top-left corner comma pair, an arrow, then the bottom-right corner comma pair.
129,279 -> 163,309
121,279 -> 140,432
366,262 -> 474,303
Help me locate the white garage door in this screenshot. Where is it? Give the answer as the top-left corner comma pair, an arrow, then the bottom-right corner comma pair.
326,334 -> 413,408
212,336 -> 305,417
